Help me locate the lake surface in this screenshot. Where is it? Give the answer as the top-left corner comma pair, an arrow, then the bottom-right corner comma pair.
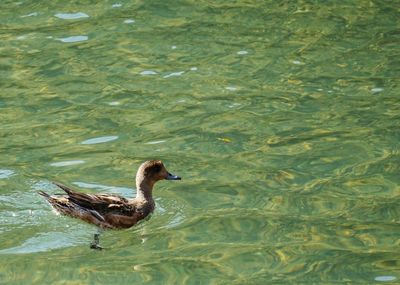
1,1 -> 399,284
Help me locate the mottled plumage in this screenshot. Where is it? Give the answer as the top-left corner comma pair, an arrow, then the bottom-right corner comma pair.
38,160 -> 181,230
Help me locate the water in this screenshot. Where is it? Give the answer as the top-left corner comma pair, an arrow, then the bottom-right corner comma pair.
0,1 -> 399,284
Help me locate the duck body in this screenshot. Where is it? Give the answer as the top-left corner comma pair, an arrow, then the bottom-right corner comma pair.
38,160 -> 181,230
39,183 -> 154,229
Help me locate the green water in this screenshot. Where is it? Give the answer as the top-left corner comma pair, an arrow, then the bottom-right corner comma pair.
1,1 -> 399,284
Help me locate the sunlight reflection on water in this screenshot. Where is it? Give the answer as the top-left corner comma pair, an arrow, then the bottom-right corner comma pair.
81,136 -> 119,145
57,35 -> 88,43
0,231 -> 87,254
72,181 -> 134,196
0,170 -> 15,179
50,160 -> 85,167
54,12 -> 89,19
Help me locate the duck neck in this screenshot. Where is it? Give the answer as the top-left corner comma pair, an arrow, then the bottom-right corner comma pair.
135,178 -> 154,202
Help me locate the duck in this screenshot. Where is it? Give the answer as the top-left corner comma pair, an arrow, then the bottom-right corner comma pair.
38,160 -> 181,249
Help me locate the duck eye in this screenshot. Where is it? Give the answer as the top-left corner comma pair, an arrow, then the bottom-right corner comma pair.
153,165 -> 162,172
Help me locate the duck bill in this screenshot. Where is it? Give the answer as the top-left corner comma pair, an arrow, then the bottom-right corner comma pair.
166,172 -> 181,180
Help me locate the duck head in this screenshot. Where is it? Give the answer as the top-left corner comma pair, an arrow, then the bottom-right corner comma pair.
136,160 -> 181,186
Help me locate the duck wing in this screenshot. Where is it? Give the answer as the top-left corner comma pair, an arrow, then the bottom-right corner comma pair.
53,182 -> 135,216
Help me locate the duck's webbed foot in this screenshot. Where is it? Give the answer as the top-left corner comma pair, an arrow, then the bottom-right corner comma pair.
90,243 -> 103,250
90,233 -> 103,250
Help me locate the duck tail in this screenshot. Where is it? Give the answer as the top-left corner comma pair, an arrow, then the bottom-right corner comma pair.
37,190 -> 51,198
52,182 -> 73,194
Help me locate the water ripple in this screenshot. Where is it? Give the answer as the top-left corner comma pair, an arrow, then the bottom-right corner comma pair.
225,86 -> 237,91
72,181 -> 134,196
0,231 -> 84,254
140,70 -> 157,75
0,169 -> 15,179
145,140 -> 166,145
124,19 -> 135,24
21,12 -> 38,18
54,12 -> 89,19
50,160 -> 85,167
164,71 -> 185,78
81,135 -> 118,145
57,35 -> 88,43
375,276 -> 397,282
371,87 -> 384,93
